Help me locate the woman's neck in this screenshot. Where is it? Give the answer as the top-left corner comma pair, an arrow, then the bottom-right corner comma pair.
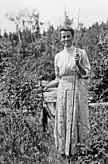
64,45 -> 74,50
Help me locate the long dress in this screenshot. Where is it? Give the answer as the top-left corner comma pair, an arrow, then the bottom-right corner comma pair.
54,46 -> 91,156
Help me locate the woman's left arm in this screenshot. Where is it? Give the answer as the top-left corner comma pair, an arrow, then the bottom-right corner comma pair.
80,50 -> 91,78
75,50 -> 91,78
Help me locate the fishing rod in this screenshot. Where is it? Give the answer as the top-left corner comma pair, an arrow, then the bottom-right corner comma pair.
69,48 -> 80,158
69,8 -> 81,159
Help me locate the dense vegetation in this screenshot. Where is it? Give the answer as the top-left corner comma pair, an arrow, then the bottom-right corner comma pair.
0,9 -> 108,163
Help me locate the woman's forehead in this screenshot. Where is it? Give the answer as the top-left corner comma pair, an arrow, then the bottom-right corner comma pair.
61,30 -> 72,36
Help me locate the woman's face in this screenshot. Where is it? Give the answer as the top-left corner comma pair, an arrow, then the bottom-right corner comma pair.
60,30 -> 74,48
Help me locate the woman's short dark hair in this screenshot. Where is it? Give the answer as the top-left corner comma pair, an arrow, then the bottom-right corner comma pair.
59,26 -> 74,37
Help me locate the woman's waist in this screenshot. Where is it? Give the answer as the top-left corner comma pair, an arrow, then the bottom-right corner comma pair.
60,75 -> 82,87
61,75 -> 80,80
60,67 -> 81,78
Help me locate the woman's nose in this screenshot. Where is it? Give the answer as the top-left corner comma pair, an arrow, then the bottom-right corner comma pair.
64,36 -> 68,40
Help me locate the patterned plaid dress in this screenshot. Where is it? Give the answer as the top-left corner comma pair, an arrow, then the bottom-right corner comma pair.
54,46 -> 90,156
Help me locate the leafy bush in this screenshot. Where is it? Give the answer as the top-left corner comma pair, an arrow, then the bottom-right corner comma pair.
74,105 -> 108,164
90,42 -> 108,102
1,9 -> 108,164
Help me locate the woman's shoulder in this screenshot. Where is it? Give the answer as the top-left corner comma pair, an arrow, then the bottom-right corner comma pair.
76,47 -> 86,54
55,49 -> 65,59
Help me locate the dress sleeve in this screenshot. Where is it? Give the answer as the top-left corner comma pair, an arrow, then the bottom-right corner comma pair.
81,50 -> 91,78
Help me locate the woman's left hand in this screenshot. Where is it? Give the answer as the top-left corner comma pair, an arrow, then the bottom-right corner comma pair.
75,53 -> 80,65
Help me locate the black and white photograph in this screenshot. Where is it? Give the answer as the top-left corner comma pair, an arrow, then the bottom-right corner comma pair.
0,0 -> 108,163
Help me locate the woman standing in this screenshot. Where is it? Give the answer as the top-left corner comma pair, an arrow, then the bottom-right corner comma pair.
45,26 -> 90,163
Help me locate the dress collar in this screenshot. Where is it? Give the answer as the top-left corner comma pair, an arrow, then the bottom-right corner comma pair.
64,46 -> 76,56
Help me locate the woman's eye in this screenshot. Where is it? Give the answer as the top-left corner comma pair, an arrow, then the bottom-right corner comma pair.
63,36 -> 66,39
67,35 -> 71,38
63,35 -> 71,39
